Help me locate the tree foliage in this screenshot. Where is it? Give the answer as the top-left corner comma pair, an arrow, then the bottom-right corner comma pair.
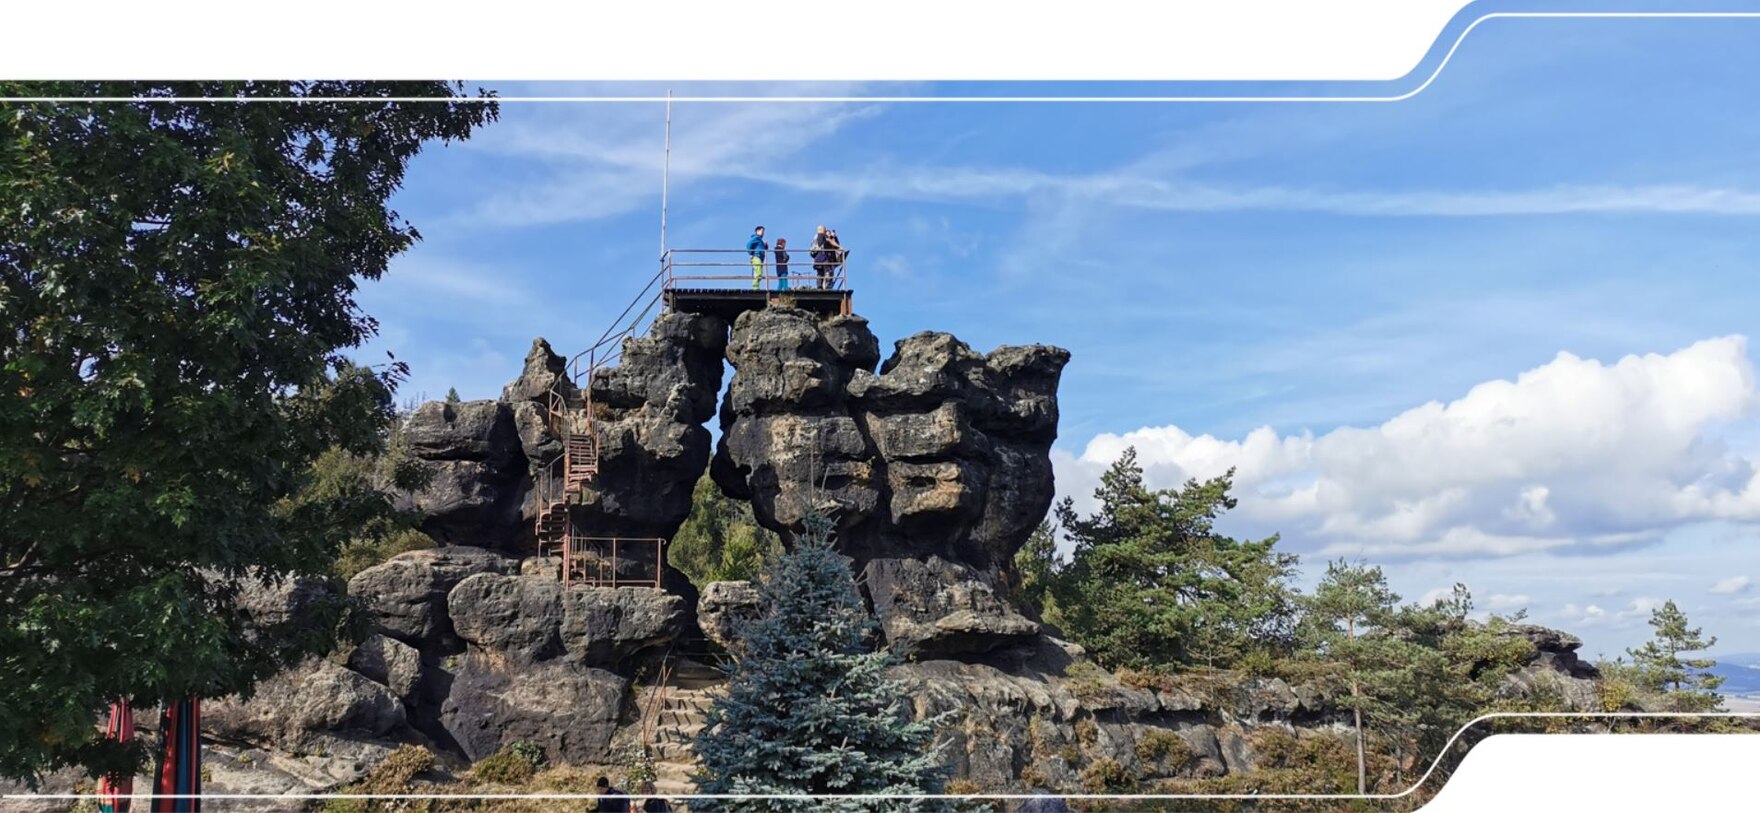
1626,599 -> 1723,711
1047,448 -> 1298,669
692,510 -> 948,811
0,81 -> 495,780
670,474 -> 781,585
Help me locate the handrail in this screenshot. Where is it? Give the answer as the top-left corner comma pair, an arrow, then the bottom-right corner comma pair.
660,246 -> 850,292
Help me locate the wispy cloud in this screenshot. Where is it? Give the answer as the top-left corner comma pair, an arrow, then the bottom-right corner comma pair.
449,85 -> 886,228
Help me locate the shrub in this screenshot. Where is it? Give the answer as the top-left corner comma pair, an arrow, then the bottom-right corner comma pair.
1134,729 -> 1191,774
1078,757 -> 1135,794
472,741 -> 545,785
1063,661 -> 1114,703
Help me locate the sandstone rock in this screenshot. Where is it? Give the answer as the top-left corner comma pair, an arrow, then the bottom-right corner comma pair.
206,659 -> 407,746
348,635 -> 423,704
571,313 -> 729,590
446,572 -> 685,668
697,580 -> 763,651
395,400 -> 528,549
502,337 -> 579,405
1497,623 -> 1600,679
440,657 -> 627,764
864,556 -> 1039,658
347,547 -> 520,650
447,572 -> 566,664
713,308 -> 1070,612
561,585 -> 687,665
1216,724 -> 1260,774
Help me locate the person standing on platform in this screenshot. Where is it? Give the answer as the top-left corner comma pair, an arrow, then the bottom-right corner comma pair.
825,228 -> 846,288
810,225 -> 832,289
773,237 -> 790,291
746,225 -> 768,290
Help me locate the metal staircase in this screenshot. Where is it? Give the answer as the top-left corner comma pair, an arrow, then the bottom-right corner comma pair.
533,349 -> 604,585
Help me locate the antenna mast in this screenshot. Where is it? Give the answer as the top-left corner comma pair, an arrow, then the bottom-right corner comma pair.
660,89 -> 672,260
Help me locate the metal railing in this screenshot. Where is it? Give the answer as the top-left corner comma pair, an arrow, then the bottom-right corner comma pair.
661,247 -> 850,292
563,536 -> 668,589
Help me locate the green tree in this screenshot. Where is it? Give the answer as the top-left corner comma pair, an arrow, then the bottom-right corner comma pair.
670,474 -> 781,584
1049,448 -> 1298,669
0,81 -> 495,781
692,510 -> 948,811
1305,559 -> 1401,793
1007,520 -> 1061,622
1627,599 -> 1723,711
444,386 -> 461,404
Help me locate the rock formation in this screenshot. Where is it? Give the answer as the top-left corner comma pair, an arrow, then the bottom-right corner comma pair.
712,308 -> 1067,657
128,304 -> 1629,800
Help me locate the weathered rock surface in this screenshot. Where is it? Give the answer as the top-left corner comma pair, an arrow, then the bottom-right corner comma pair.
712,307 -> 1069,655
578,311 -> 730,539
395,400 -> 528,549
437,573 -> 685,763
446,572 -> 687,668
1494,623 -> 1603,710
348,547 -> 520,651
697,580 -> 763,652
206,659 -> 408,747
502,337 -> 580,406
348,634 -> 424,704
864,556 -> 1039,658
440,658 -> 627,763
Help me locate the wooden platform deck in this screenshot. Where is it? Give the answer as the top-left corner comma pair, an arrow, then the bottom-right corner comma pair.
662,287 -> 853,320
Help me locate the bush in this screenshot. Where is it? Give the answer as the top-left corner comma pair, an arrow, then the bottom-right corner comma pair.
1078,757 -> 1135,794
1134,729 -> 1192,774
472,741 -> 545,785
1063,661 -> 1114,703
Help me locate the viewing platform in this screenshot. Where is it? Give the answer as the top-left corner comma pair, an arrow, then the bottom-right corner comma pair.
661,248 -> 853,319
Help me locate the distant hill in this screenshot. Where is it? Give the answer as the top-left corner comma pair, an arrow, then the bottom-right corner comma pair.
1710,653 -> 1760,696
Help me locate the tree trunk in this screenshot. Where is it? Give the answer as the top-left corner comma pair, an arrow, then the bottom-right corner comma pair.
1349,618 -> 1366,794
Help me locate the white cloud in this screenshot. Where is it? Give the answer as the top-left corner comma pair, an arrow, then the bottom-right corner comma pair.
1054,336 -> 1760,558
1712,576 -> 1754,595
1484,593 -> 1531,612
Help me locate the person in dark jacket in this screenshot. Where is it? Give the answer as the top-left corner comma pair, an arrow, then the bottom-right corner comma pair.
745,226 -> 768,290
773,237 -> 790,291
809,225 -> 831,289
594,775 -> 631,812
637,780 -> 672,812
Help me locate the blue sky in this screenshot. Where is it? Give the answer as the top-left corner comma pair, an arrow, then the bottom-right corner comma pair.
355,15 -> 1760,659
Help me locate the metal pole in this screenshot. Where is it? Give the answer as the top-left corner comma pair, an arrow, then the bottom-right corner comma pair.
660,89 -> 672,263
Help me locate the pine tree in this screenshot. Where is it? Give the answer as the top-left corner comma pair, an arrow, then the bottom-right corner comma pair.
692,510 -> 949,812
445,386 -> 461,403
1305,559 -> 1401,794
1050,448 -> 1298,669
1627,599 -> 1724,711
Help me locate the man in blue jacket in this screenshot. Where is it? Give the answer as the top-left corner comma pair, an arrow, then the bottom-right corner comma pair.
746,226 -> 767,290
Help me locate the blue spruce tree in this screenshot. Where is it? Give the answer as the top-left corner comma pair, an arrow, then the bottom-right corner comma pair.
691,510 -> 950,812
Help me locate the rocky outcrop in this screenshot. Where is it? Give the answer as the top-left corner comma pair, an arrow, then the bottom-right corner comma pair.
439,573 -> 686,763
347,635 -> 423,704
441,659 -> 628,763
1494,623 -> 1602,710
712,307 -> 1069,656
348,546 -> 521,652
395,400 -> 528,550
697,580 -> 763,652
577,311 -> 730,543
864,556 -> 1039,658
206,658 -> 409,747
